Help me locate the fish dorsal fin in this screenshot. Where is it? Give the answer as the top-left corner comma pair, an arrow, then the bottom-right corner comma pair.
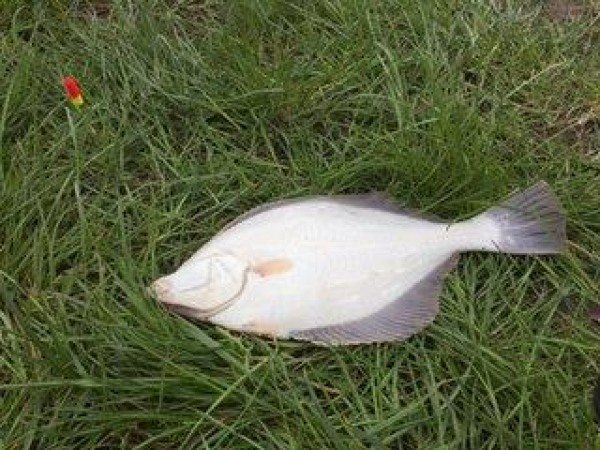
289,255 -> 459,345
218,193 -> 441,235
330,192 -> 442,222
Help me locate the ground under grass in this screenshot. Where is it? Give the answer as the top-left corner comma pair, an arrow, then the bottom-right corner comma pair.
1,1 -> 599,448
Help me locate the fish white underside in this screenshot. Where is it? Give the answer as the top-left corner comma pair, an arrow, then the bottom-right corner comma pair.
152,182 -> 566,344
175,200 -> 497,337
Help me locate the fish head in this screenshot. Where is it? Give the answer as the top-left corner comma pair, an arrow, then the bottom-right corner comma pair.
150,252 -> 249,319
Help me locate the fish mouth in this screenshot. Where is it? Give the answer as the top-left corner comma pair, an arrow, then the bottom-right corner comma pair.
148,278 -> 171,301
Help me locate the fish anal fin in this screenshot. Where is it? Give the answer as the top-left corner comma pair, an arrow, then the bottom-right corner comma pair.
289,255 -> 459,345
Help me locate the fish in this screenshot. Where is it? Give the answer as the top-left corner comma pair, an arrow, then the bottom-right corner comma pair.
150,181 -> 566,345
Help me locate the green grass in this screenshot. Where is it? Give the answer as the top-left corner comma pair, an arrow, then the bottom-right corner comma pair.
1,0 -> 599,448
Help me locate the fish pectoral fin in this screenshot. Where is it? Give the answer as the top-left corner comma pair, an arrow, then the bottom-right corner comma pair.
253,258 -> 293,277
289,255 -> 460,345
241,321 -> 280,338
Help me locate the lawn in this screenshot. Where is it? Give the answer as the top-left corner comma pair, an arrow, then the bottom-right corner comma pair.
1,0 -> 599,448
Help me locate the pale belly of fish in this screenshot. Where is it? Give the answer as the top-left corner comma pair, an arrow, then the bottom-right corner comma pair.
151,182 -> 566,345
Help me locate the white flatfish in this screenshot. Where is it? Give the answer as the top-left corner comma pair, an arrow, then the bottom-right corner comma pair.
151,182 -> 566,345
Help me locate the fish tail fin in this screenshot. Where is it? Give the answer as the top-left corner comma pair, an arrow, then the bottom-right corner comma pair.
482,181 -> 567,255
